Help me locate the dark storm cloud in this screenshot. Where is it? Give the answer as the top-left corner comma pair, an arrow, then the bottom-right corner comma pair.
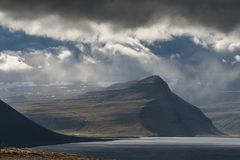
0,0 -> 240,32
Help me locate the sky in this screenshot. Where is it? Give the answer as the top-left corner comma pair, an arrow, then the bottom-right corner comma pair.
1,0 -> 240,104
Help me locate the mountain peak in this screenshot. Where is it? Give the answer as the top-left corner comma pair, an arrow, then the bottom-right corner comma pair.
137,75 -> 170,94
140,75 -> 167,84
86,75 -> 172,101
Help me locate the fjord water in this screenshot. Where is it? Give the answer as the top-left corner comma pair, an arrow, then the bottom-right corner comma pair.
39,137 -> 240,160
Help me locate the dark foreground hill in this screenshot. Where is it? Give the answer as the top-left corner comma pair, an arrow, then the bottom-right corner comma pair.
9,76 -> 220,137
0,100 -> 96,147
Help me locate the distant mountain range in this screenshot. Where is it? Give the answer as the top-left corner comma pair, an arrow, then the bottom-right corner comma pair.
0,100 -> 96,147
8,75 -> 220,137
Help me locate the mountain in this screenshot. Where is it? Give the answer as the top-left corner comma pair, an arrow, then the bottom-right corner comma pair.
79,75 -> 220,136
0,100 -> 92,147
7,76 -> 220,137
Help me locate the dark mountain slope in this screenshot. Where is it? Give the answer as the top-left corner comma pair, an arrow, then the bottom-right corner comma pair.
0,100 -> 92,147
140,95 -> 218,136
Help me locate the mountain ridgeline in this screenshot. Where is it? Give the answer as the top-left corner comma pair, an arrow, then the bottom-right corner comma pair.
84,75 -> 171,101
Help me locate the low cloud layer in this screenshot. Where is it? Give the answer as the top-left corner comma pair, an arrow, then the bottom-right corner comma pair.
0,41 -> 179,83
1,38 -> 240,104
0,52 -> 32,71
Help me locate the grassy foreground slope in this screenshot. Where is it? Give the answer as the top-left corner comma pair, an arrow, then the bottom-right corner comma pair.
0,148 -> 102,160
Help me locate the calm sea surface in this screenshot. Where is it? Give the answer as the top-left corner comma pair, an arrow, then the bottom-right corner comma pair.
38,137 -> 240,160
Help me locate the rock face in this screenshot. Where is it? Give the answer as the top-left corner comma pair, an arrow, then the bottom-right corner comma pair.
0,100 -> 80,147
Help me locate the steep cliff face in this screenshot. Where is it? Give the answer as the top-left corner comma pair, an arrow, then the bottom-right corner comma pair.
140,94 -> 219,136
